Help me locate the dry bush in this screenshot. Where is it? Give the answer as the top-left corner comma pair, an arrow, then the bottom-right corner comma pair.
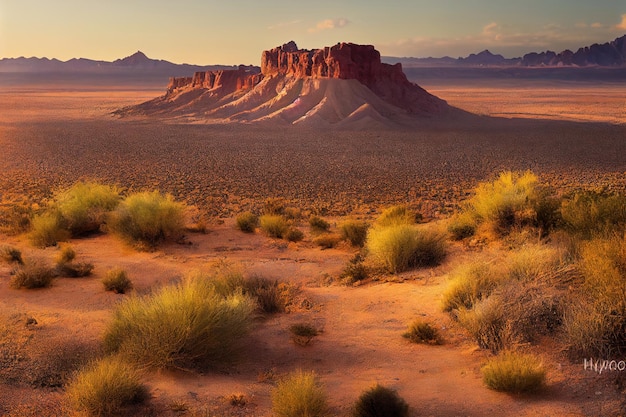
367,224 -> 447,274
441,262 -> 503,312
561,191 -> 626,238
66,356 -> 148,417
458,297 -> 508,353
10,258 -> 56,289
54,244 -> 94,278
289,323 -> 319,346
313,233 -> 342,249
0,199 -> 32,235
108,190 -> 186,249
448,211 -> 477,240
284,227 -> 304,242
56,244 -> 76,264
102,268 -> 133,294
236,211 -> 258,233
243,275 -> 290,314
339,219 -> 369,247
309,215 -> 330,234
482,351 -> 546,393
103,272 -> 256,370
271,370 -> 328,417
375,205 -> 419,227
29,212 -> 69,248
403,319 -> 443,345
259,215 -> 289,239
352,384 -> 409,417
263,197 -> 287,215
506,244 -> 563,282
340,253 -> 368,285
0,245 -> 23,265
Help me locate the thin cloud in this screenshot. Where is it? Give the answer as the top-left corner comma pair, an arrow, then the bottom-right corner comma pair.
308,18 -> 350,33
617,14 -> 626,30
591,22 -> 604,29
268,20 -> 302,30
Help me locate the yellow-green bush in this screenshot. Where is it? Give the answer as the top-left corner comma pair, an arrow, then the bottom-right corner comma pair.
102,268 -> 133,294
260,215 -> 289,239
29,212 -> 69,248
108,191 -> 185,249
561,191 -> 626,238
339,219 -> 369,247
375,205 -> 419,228
447,211 -> 477,240
309,215 -> 330,234
103,272 -> 256,369
403,319 -> 443,345
441,263 -> 503,312
66,356 -> 148,417
271,370 -> 328,417
236,211 -> 259,233
482,351 -> 546,393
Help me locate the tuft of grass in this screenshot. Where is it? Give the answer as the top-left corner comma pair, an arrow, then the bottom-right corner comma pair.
289,323 -> 319,346
403,319 -> 443,345
29,212 -> 69,248
367,224 -> 447,274
375,205 -> 419,227
108,191 -> 186,249
102,268 -> 133,294
309,215 -> 330,234
482,351 -> 546,393
271,370 -> 328,417
457,297 -> 507,353
236,211 -> 259,233
313,233 -> 342,249
284,228 -> 304,242
0,245 -> 24,265
339,219 -> 369,247
352,384 -> 409,417
10,258 -> 56,289
56,244 -> 76,264
243,275 -> 290,314
103,272 -> 256,370
561,191 -> 626,238
54,181 -> 120,236
340,254 -> 368,285
259,215 -> 289,239
506,244 -> 562,282
54,244 -> 94,277
441,262 -> 503,312
66,356 -> 148,417
448,211 -> 477,240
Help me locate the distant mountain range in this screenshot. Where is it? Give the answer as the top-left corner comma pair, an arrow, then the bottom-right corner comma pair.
383,34 -> 626,68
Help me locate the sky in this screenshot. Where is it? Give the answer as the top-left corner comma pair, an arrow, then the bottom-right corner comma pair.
1,0 -> 625,65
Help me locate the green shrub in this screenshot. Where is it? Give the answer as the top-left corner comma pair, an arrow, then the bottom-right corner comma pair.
10,258 -> 56,289
375,205 -> 418,227
352,384 -> 409,417
441,262 -> 503,312
309,215 -> 330,233
482,351 -> 546,393
271,370 -> 328,417
66,356 -> 148,417
102,268 -> 133,294
260,215 -> 289,239
0,245 -> 23,265
403,319 -> 443,345
448,212 -> 477,240
289,323 -> 319,346
284,228 -> 304,242
367,224 -> 446,274
313,233 -> 342,249
340,254 -> 368,285
29,212 -> 69,248
103,272 -> 255,369
108,191 -> 185,249
54,181 -> 120,236
339,219 -> 369,247
561,191 -> 626,238
236,211 -> 258,233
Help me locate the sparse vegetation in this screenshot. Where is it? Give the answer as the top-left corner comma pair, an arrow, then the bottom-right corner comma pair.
103,271 -> 256,369
271,370 -> 328,417
340,253 -> 368,285
309,215 -> 330,233
54,244 -> 93,277
339,219 -> 369,247
403,319 -> 443,345
375,205 -> 419,227
102,268 -> 133,294
284,227 -> 304,242
352,384 -> 409,417
448,211 -> 477,240
259,214 -> 289,239
441,262 -> 503,312
236,211 -> 259,233
0,245 -> 23,265
289,323 -> 319,346
29,212 -> 69,248
313,233 -> 342,249
457,297 -> 507,352
66,356 -> 148,417
482,351 -> 546,393
108,190 -> 186,249
560,191 -> 626,238
10,258 -> 56,289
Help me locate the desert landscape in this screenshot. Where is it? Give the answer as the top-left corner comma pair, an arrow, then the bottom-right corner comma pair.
1,29 -> 626,417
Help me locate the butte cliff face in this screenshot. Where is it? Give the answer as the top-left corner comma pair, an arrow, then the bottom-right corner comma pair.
121,41 -> 450,127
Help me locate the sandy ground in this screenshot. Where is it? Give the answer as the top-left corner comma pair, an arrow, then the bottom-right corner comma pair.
0,84 -> 625,416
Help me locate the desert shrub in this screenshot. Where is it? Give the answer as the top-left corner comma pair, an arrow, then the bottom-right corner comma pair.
54,181 -> 120,236
448,211 -> 477,240
339,219 -> 369,247
284,207 -> 302,220
264,197 -> 286,215
29,212 -> 69,248
403,319 -> 443,345
103,272 -> 256,370
352,384 -> 409,417
506,244 -> 563,282
108,191 -> 185,249
340,254 -> 368,285
289,323 -> 319,346
244,275 -> 286,314
271,370 -> 328,417
0,245 -> 23,265
66,356 -> 148,417
313,233 -> 342,249
0,200 -> 32,235
309,215 -> 330,233
441,263 -> 503,312
56,244 -> 76,264
58,261 -> 94,278
259,215 -> 289,239
284,228 -> 304,242
482,351 -> 546,393
102,268 -> 133,294
367,224 -> 446,274
561,191 -> 626,238
375,205 -> 418,227
236,211 -> 258,233
457,297 -> 507,352
10,258 -> 56,289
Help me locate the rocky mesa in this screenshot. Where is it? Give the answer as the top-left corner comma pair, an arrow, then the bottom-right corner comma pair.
119,41 -> 451,127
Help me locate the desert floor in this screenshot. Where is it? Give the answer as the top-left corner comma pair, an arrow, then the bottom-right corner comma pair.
0,81 -> 625,416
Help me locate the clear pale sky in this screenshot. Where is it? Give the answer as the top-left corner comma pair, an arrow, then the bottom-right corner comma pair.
1,0 -> 625,64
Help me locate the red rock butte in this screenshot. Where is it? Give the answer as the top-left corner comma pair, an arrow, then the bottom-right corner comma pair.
122,41 -> 452,127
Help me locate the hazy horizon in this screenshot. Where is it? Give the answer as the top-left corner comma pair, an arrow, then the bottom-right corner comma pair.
1,1 -> 625,65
